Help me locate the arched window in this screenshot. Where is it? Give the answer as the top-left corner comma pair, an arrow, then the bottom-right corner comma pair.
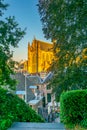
32,54 -> 36,63
43,53 -> 45,60
32,55 -> 34,63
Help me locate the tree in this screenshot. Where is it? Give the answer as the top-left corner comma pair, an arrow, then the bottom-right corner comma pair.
38,0 -> 87,101
0,0 -> 26,90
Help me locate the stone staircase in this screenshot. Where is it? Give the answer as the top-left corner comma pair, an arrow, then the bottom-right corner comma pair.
8,122 -> 65,130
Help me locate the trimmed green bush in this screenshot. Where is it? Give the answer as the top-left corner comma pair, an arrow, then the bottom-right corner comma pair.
60,90 -> 87,128
0,87 -> 44,130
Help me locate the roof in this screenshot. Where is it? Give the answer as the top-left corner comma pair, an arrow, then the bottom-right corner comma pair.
12,73 -> 35,101
29,97 -> 43,105
42,72 -> 53,83
29,86 -> 37,89
13,73 -> 42,90
31,39 -> 53,52
12,73 -> 25,91
39,41 -> 53,51
27,75 -> 42,85
13,72 -> 53,87
16,91 -> 25,95
29,100 -> 40,105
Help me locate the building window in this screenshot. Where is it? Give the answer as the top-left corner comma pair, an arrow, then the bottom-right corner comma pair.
47,85 -> 50,90
32,54 -> 36,63
43,54 -> 45,60
46,54 -> 49,61
47,93 -> 51,103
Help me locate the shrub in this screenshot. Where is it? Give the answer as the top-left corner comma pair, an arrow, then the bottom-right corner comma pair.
0,87 -> 44,130
60,90 -> 87,128
80,119 -> 87,128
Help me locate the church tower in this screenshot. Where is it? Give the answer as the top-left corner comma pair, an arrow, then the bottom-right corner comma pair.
27,38 -> 53,74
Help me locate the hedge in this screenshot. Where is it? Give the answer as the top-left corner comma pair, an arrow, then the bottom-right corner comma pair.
0,87 -> 44,130
60,90 -> 87,128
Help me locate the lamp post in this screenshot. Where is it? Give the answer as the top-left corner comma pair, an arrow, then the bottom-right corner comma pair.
24,74 -> 27,103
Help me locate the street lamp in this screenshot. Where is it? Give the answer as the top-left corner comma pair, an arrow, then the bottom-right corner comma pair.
25,75 -> 27,103
24,74 -> 27,103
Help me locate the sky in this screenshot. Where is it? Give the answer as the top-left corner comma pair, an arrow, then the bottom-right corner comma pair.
4,0 -> 51,61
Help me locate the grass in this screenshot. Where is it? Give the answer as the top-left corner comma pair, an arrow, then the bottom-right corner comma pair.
65,124 -> 87,130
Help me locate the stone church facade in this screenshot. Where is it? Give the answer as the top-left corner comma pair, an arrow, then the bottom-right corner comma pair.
27,38 -> 53,74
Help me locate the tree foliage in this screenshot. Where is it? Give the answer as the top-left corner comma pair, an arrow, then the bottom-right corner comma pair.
38,0 -> 87,101
0,0 -> 26,89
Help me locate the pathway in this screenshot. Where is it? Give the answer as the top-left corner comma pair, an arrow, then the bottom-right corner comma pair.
8,122 -> 66,130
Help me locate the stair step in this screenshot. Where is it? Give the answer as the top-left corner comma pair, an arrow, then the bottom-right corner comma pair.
8,122 -> 65,130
